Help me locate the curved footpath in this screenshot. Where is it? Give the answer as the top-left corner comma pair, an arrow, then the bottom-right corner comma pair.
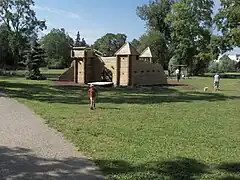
0,93 -> 104,180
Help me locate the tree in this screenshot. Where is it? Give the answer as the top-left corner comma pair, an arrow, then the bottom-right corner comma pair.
74,31 -> 81,46
166,0 -> 214,74
208,60 -> 219,73
25,40 -> 46,80
208,55 -> 237,73
0,0 -> 46,69
214,0 -> 240,50
219,55 -> 237,72
131,38 -> 141,50
41,28 -> 74,68
80,38 -> 86,46
136,0 -> 175,67
138,30 -> 169,67
137,0 -> 174,42
93,33 -> 127,56
0,23 -> 14,68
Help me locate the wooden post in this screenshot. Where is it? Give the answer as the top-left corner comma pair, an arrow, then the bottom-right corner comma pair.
128,55 -> 133,86
74,59 -> 78,83
116,56 -> 121,86
83,50 -> 87,84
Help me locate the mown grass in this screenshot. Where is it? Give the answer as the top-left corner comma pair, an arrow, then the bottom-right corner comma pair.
14,68 -> 66,77
0,76 -> 240,179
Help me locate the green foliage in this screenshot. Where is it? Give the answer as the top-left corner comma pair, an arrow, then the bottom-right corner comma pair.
139,30 -> 169,67
166,0 -> 214,73
136,0 -> 174,41
0,23 -> 14,67
41,28 -> 73,69
75,31 -> 81,46
0,0 -> 46,68
219,55 -> 237,72
168,56 -> 178,70
131,39 -> 140,50
136,0 -> 174,68
208,60 -> 220,73
214,0 -> 240,48
25,41 -> 46,80
93,33 -> 127,56
47,57 -> 65,69
208,55 -> 237,73
74,31 -> 88,47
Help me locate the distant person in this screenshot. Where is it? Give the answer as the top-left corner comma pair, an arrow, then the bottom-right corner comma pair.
213,73 -> 220,91
175,68 -> 180,82
88,84 -> 98,110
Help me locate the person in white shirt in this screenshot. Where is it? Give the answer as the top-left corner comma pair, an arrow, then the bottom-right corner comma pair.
213,73 -> 220,91
175,68 -> 180,82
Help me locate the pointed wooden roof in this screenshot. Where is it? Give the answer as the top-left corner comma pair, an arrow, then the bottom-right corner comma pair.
140,47 -> 153,58
114,41 -> 140,56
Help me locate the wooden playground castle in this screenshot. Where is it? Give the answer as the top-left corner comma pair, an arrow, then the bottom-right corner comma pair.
59,41 -> 167,86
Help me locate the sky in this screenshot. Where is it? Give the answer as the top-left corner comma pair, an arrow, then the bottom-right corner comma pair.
33,0 -> 239,54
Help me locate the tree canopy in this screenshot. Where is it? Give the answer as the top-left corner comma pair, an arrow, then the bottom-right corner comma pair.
93,33 -> 127,56
0,0 -> 46,69
41,28 -> 74,69
214,0 -> 240,49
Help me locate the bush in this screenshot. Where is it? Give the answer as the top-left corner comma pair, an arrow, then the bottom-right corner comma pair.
168,56 -> 178,70
201,73 -> 240,79
208,55 -> 237,73
208,60 -> 220,73
47,57 -> 65,69
219,55 -> 236,72
25,71 -> 47,80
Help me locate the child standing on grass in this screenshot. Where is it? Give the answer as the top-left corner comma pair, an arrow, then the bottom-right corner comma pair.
213,73 -> 220,91
88,84 -> 98,110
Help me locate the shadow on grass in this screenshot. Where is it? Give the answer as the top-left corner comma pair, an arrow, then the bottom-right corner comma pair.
1,146 -> 238,180
95,158 -> 240,179
0,146 -> 103,180
0,80 -> 240,105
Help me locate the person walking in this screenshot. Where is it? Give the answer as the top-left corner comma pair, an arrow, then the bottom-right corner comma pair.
88,84 -> 98,110
213,73 -> 220,91
175,68 -> 180,82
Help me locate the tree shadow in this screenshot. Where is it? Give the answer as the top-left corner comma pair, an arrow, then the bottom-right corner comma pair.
217,163 -> 240,173
98,107 -> 121,110
94,158 -> 240,179
95,157 -> 210,179
0,80 -> 240,105
0,146 -> 104,180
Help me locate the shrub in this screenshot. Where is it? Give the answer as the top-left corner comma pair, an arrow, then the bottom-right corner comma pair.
47,57 -> 65,69
25,71 -> 47,80
208,60 -> 220,73
208,55 -> 237,73
219,55 -> 237,72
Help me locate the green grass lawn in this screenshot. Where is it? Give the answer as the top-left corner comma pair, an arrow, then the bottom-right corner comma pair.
0,76 -> 240,179
11,68 -> 66,77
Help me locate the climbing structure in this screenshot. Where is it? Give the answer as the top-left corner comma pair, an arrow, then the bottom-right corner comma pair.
59,41 -> 167,86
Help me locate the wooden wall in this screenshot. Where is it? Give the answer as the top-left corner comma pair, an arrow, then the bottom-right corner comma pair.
58,66 -> 74,81
101,57 -> 117,85
131,56 -> 167,85
77,60 -> 85,83
92,57 -> 104,82
119,56 -> 130,86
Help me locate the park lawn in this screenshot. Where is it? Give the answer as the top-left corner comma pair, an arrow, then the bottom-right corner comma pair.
0,76 -> 240,179
14,68 -> 66,76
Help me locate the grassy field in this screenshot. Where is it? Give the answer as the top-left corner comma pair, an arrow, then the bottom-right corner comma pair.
8,68 -> 66,77
0,75 -> 240,179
